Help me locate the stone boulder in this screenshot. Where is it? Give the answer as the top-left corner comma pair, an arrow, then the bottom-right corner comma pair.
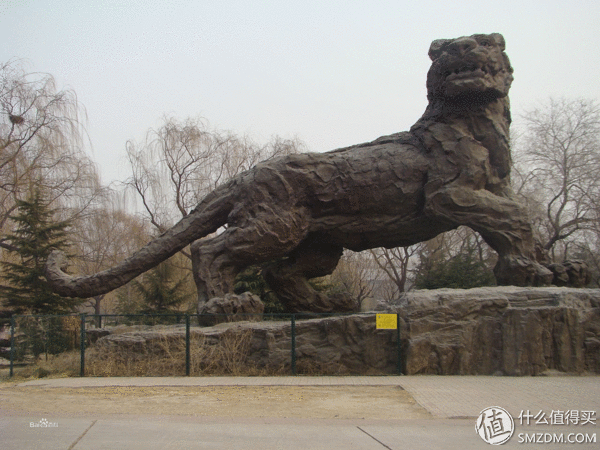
0,326 -> 11,360
197,292 -> 264,326
401,287 -> 600,375
85,328 -> 111,345
548,260 -> 591,288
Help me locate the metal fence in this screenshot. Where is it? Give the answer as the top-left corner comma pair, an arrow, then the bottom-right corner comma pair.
6,312 -> 402,378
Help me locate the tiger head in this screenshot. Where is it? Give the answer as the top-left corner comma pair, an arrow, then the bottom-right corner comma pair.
426,33 -> 514,101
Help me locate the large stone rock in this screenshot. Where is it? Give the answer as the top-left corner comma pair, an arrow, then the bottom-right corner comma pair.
92,287 -> 600,376
548,260 -> 591,287
85,328 -> 111,345
197,292 -> 264,326
401,287 -> 600,375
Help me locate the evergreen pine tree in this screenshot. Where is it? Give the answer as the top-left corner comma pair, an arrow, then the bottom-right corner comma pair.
414,253 -> 496,289
1,188 -> 79,314
234,265 -> 285,314
131,260 -> 192,322
414,237 -> 496,290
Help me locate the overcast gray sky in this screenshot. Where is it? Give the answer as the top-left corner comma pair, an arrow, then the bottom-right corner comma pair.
2,0 -> 599,185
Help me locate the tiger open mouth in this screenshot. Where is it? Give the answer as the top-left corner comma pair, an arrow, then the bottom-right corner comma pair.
444,65 -> 490,81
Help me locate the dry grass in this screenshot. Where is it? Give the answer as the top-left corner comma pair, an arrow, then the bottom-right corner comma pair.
2,329 -> 278,380
84,329 -> 287,377
1,351 -> 81,381
2,324 -> 389,381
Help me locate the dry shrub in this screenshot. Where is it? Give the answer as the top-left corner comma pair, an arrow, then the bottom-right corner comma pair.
3,350 -> 81,380
2,327 -> 285,380
214,329 -> 252,375
191,328 -> 286,376
4,325 -> 384,379
84,328 -> 283,377
86,334 -> 188,377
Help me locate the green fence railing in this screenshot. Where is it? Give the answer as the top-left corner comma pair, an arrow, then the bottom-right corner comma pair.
7,312 -> 403,378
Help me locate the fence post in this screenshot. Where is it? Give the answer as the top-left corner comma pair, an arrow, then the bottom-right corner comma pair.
396,313 -> 402,375
80,314 -> 86,377
290,314 -> 296,375
185,314 -> 190,376
9,315 -> 15,378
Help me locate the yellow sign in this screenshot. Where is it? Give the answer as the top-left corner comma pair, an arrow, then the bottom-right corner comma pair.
376,314 -> 397,330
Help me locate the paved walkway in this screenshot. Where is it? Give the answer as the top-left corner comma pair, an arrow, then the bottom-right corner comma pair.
17,374 -> 600,419
2,375 -> 599,449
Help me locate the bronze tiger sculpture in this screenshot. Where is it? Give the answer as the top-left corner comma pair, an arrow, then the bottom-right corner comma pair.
46,33 -> 557,312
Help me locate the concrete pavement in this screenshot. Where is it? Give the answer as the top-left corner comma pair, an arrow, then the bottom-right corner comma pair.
1,375 -> 599,449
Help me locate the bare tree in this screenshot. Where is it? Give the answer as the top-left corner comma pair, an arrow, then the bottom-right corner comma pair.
369,246 -> 418,301
125,116 -> 304,241
329,251 -> 376,308
0,60 -> 104,252
514,98 -> 600,261
69,199 -> 151,314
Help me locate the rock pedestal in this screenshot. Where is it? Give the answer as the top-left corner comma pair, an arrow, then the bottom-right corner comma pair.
401,287 -> 600,375
197,292 -> 265,326
94,287 -> 600,375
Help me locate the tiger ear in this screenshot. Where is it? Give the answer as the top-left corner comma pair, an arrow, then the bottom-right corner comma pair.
429,39 -> 451,60
490,33 -> 506,51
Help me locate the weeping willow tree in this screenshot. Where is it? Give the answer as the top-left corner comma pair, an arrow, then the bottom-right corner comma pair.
0,59 -> 105,254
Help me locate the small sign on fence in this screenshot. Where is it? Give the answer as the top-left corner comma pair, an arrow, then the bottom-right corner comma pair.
376,314 -> 397,330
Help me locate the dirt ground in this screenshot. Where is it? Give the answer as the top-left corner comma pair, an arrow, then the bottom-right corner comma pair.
0,382 -> 431,420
